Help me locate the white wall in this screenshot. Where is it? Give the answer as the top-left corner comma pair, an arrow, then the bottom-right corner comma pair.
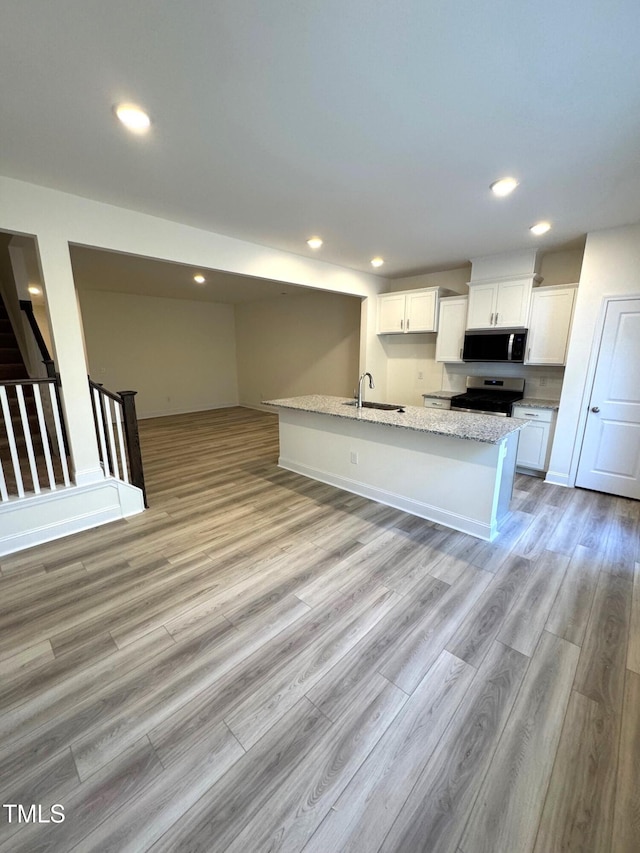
380,335 -> 442,406
548,222 -> 640,486
235,290 -> 361,408
78,289 -> 238,418
0,176 -> 385,482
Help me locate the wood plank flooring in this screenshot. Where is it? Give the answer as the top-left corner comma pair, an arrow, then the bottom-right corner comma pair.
1,406 -> 639,852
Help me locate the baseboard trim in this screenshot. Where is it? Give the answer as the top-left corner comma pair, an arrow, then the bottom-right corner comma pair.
0,479 -> 145,556
544,471 -> 572,487
279,458 -> 495,541
138,402 -> 240,420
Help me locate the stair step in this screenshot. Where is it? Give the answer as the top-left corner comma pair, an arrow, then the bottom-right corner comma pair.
0,367 -> 28,381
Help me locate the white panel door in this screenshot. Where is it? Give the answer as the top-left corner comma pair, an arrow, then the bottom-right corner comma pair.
405,290 -> 436,332
466,283 -> 496,329
377,293 -> 406,334
436,297 -> 467,362
576,298 -> 640,499
494,279 -> 531,327
525,287 -> 576,365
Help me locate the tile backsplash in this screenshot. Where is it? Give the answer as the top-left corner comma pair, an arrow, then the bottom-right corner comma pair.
442,362 -> 564,399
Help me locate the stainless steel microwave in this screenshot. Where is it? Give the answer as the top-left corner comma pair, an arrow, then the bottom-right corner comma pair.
462,329 -> 528,363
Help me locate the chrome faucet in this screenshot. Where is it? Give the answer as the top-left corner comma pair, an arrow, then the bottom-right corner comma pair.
356,372 -> 375,408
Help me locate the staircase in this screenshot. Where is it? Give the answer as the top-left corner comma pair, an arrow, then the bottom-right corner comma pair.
0,294 -> 27,381
0,295 -> 69,496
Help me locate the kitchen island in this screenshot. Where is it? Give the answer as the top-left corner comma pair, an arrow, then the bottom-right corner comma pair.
263,395 -> 529,541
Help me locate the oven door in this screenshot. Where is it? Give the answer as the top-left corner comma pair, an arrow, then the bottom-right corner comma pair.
451,404 -> 509,418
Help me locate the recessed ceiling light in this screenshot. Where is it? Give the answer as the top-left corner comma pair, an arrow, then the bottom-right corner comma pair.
307,237 -> 323,249
530,221 -> 551,236
490,177 -> 519,197
371,257 -> 384,268
114,103 -> 151,134
28,285 -> 41,295
193,274 -> 206,284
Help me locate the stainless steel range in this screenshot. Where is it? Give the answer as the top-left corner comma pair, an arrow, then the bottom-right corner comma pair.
450,376 -> 525,418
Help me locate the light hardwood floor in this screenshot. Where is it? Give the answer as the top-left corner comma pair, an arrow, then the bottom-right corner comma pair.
1,407 -> 638,852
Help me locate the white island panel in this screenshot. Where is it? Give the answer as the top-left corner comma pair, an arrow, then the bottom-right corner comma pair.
276,408 -> 519,541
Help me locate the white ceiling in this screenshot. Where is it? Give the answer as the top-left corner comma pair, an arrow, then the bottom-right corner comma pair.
69,246 -> 314,303
2,1 -> 640,278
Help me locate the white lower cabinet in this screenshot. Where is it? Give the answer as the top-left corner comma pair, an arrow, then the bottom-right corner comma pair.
513,406 -> 556,472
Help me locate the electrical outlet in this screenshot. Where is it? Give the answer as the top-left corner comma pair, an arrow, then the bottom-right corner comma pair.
539,376 -> 547,387
350,451 -> 358,464
417,371 -> 424,381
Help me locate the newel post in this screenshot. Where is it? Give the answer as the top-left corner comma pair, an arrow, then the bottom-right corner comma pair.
118,390 -> 148,507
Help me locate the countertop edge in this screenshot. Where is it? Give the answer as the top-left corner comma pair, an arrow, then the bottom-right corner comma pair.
263,395 -> 530,445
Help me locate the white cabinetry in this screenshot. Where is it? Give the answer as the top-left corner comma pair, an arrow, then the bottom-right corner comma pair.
525,285 -> 576,365
513,406 -> 556,472
435,296 -> 468,362
466,277 -> 534,330
377,288 -> 441,334
377,293 -> 406,334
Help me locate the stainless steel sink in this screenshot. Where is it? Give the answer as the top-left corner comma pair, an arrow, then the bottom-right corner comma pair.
344,401 -> 405,411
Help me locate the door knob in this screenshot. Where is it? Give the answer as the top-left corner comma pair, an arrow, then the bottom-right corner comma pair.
591,406 -> 600,413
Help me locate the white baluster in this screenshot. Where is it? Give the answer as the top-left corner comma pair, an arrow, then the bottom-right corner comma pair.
93,386 -> 110,477
49,383 -> 70,486
0,457 -> 8,502
0,386 -> 25,498
114,400 -> 129,483
33,383 -> 57,491
16,384 -> 40,494
102,394 -> 120,479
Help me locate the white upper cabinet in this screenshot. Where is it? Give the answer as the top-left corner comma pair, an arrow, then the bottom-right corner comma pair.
466,277 -> 533,329
377,287 -> 442,334
377,293 -> 407,334
405,290 -> 437,332
435,296 -> 468,362
525,285 -> 577,365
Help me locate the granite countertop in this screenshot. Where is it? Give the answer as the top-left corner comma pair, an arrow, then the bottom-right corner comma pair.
422,390 -> 461,400
516,398 -> 560,410
263,394 -> 529,445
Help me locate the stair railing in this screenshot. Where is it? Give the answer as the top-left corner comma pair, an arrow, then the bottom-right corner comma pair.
0,378 -> 70,502
19,300 -> 57,381
89,380 -> 147,507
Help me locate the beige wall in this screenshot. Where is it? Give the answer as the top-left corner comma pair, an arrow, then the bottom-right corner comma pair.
539,247 -> 583,286
235,290 -> 361,408
78,289 -> 239,419
388,265 -> 471,295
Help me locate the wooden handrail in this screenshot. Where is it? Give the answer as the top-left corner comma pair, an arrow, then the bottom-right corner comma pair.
19,300 -> 57,379
89,379 -> 147,507
88,379 -> 123,404
0,377 -> 59,387
118,390 -> 147,507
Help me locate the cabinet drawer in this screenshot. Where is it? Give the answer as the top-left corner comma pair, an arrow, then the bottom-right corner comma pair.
424,397 -> 451,410
512,406 -> 554,423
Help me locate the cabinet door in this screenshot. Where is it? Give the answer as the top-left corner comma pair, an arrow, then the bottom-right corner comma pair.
513,407 -> 555,471
494,279 -> 531,327
405,290 -> 436,332
466,283 -> 496,329
525,287 -> 576,364
436,297 -> 468,361
515,421 -> 551,470
377,293 -> 406,334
